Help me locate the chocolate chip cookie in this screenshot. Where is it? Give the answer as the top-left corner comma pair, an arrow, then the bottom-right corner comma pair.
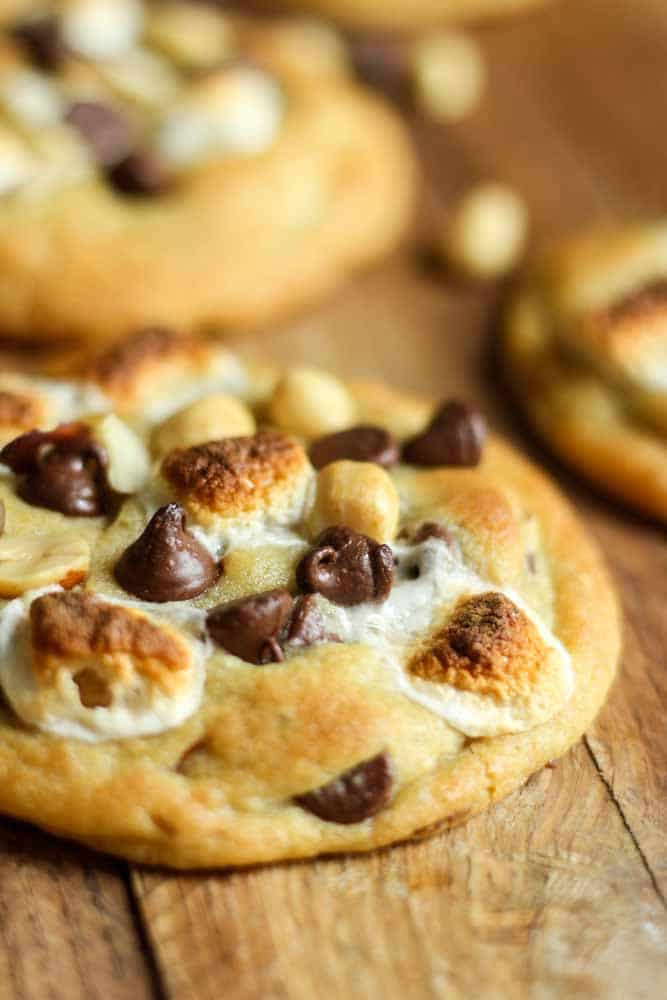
504,221 -> 667,522
0,328 -> 619,867
0,2 -> 416,344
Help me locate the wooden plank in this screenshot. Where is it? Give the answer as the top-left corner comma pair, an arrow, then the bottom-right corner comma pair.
0,819 -> 156,1000
135,743 -> 667,999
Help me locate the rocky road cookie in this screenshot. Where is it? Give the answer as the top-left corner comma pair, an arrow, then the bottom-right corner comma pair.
0,328 -> 618,868
504,222 -> 667,522
259,0 -> 551,32
0,1 -> 416,344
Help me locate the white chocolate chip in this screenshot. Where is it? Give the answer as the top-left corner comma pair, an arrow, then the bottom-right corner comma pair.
268,367 -> 357,439
155,65 -> 284,168
62,0 -> 144,61
445,182 -> 529,279
0,70 -> 64,128
412,32 -> 486,123
0,535 -> 90,597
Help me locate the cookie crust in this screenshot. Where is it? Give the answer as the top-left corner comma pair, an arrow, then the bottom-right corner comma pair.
504,223 -> 667,523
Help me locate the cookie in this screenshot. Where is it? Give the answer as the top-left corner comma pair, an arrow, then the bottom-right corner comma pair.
0,2 -> 416,344
260,0 -> 551,31
0,327 -> 618,868
504,222 -> 667,522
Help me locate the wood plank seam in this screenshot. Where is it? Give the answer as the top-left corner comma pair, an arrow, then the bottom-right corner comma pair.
122,867 -> 169,1000
583,735 -> 667,910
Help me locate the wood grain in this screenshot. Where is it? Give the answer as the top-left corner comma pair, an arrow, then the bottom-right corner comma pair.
3,0 -> 667,996
0,819 -> 156,1000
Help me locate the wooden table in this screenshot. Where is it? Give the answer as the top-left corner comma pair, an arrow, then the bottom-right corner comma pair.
3,0 -> 667,996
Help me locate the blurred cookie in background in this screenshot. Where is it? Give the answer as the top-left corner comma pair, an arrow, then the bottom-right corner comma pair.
0,2 -> 417,346
504,221 -> 667,522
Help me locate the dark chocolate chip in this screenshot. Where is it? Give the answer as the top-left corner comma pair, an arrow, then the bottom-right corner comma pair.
11,17 -> 64,71
402,400 -> 487,467
294,751 -> 393,824
0,423 -> 110,517
206,588 -> 294,664
410,521 -> 461,558
65,101 -> 133,167
351,40 -> 406,95
296,525 -> 393,606
115,503 -> 219,602
107,150 -> 170,197
309,425 -> 399,470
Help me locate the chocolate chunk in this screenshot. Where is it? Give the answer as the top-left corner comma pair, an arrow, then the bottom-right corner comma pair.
296,526 -> 393,606
107,151 -> 169,197
115,503 -> 219,602
309,425 -> 399,470
294,751 -> 393,824
402,400 -> 487,467
284,594 -> 329,647
11,17 -> 64,71
0,423 -> 110,517
65,101 -> 133,167
351,41 -> 406,95
206,588 -> 294,664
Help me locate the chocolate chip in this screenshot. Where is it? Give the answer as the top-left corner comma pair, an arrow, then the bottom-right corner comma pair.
402,400 -> 487,467
115,503 -> 219,602
11,17 -> 64,71
206,588 -> 294,664
296,526 -> 393,606
284,594 -> 329,647
0,423 -> 110,517
107,151 -> 170,197
294,751 -> 393,824
65,101 -> 133,167
351,41 -> 406,95
309,425 -> 399,470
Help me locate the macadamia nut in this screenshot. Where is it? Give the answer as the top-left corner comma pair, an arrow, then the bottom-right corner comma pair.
306,460 -> 399,543
152,394 -> 256,457
268,367 -> 357,439
412,32 -> 486,123
445,182 -> 529,279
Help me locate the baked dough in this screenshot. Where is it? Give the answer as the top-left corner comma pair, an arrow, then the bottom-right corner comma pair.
0,2 -> 416,344
504,221 -> 667,522
0,328 -> 618,867
258,0 -> 551,32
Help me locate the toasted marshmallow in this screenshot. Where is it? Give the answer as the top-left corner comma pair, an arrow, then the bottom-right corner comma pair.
62,0 -> 144,62
0,590 -> 207,742
313,538 -> 573,738
0,69 -> 63,127
84,327 -> 248,422
0,373 -> 108,441
155,64 -> 283,169
161,430 -> 314,546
